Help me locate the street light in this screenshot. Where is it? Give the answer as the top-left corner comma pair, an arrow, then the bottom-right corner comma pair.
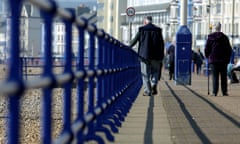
207,0 -> 212,33
231,0 -> 235,47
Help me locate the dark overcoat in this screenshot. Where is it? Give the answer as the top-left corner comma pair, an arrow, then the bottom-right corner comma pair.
205,32 -> 232,64
130,23 -> 164,61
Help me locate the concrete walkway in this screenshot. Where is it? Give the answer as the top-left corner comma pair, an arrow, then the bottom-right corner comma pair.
110,70 -> 240,144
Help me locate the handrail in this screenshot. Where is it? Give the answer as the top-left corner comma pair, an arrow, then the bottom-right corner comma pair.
1,0 -> 142,143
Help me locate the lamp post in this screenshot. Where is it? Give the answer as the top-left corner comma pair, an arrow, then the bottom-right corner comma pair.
207,0 -> 212,33
231,0 -> 235,47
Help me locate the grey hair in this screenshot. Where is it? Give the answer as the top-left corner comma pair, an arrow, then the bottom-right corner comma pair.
214,22 -> 221,32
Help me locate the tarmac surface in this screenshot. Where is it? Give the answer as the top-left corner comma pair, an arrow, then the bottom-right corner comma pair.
107,70 -> 240,144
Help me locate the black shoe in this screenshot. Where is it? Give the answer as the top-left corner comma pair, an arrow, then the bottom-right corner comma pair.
152,85 -> 157,95
223,93 -> 229,96
143,91 -> 152,96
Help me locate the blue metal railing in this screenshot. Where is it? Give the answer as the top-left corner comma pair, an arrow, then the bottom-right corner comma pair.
1,0 -> 142,143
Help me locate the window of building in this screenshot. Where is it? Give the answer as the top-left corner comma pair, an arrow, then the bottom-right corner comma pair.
216,3 -> 221,14
110,2 -> 114,10
97,3 -> 104,10
236,23 -> 239,36
61,35 -> 64,43
57,25 -> 60,32
228,23 -> 231,34
128,0 -> 162,7
0,1 -> 3,12
110,16 -> 113,23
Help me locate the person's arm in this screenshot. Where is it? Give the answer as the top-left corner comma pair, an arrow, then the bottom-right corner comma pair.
200,52 -> 205,59
159,29 -> 165,60
225,36 -> 233,62
204,38 -> 211,58
129,31 -> 140,47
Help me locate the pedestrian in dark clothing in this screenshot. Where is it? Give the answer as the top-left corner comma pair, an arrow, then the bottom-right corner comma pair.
204,22 -> 232,96
129,16 -> 165,96
193,48 -> 204,75
167,39 -> 175,80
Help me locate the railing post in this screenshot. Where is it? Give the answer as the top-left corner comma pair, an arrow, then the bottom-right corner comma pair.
7,0 -> 23,143
96,30 -> 104,107
40,1 -> 56,143
62,8 -> 75,142
76,18 -> 87,144
86,24 -> 97,136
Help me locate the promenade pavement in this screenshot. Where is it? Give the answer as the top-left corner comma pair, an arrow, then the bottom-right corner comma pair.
108,70 -> 240,144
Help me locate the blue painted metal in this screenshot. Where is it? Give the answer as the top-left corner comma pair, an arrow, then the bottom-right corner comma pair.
87,24 -> 96,133
40,1 -> 57,143
75,18 -> 87,144
175,25 -> 192,85
8,0 -> 23,144
62,8 -> 75,141
4,0 -> 142,144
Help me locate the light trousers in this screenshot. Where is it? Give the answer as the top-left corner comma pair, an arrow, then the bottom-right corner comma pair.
141,60 -> 162,93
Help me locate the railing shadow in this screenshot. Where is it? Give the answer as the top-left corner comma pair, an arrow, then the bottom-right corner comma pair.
184,85 -> 240,128
165,82 -> 211,143
144,95 -> 154,144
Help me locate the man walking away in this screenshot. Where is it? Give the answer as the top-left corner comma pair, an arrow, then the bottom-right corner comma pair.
193,48 -> 205,75
204,22 -> 232,96
167,38 -> 175,80
129,16 -> 165,96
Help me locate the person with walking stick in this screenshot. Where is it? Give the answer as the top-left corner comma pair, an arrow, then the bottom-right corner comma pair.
204,22 -> 232,96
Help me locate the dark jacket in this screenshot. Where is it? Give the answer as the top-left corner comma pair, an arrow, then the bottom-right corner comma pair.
167,44 -> 175,65
204,32 -> 232,64
130,23 -> 164,61
193,51 -> 204,65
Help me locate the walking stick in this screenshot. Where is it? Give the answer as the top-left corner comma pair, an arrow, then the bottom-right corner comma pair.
207,59 -> 210,95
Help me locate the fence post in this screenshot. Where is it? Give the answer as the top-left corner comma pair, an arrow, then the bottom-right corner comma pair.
40,1 -> 56,143
85,24 -> 104,144
62,8 -> 75,142
76,18 -> 87,144
7,0 -> 23,143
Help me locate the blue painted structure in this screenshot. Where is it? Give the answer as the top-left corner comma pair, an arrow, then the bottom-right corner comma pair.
2,0 -> 142,143
175,25 -> 192,85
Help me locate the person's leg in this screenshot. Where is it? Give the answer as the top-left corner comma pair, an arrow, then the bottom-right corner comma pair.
197,64 -> 202,75
232,66 -> 240,72
169,62 -> 174,80
211,64 -> 219,95
220,64 -> 228,95
232,67 -> 240,81
150,60 -> 162,94
158,61 -> 163,81
199,64 -> 202,75
141,61 -> 152,95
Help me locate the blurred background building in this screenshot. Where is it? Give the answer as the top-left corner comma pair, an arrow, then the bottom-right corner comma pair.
97,0 -> 240,57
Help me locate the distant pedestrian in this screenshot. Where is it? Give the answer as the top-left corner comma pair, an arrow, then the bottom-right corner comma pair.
204,22 -> 232,96
167,38 -> 175,80
227,59 -> 240,83
193,48 -> 204,75
129,16 -> 165,96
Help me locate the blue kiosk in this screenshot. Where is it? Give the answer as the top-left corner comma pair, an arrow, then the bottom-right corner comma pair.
175,26 -> 192,85
175,0 -> 192,85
